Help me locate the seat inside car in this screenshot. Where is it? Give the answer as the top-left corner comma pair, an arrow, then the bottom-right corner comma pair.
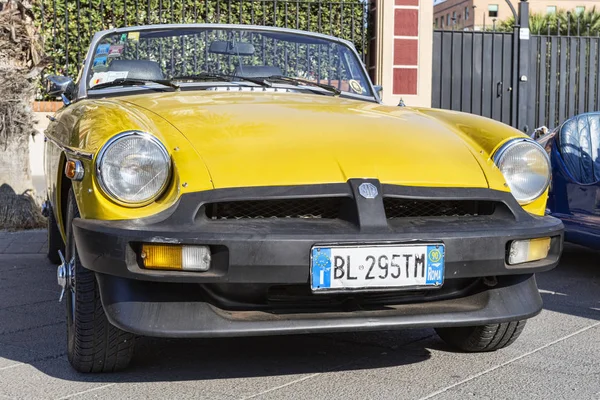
233,65 -> 283,78
557,112 -> 600,184
107,59 -> 165,81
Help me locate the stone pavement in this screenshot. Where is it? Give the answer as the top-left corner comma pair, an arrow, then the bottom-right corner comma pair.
0,230 -> 48,255
0,230 -> 598,400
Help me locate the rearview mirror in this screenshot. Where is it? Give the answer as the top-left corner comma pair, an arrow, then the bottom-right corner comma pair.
46,75 -> 75,101
209,41 -> 255,56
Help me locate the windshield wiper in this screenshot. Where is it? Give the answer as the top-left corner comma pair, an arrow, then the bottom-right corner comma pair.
171,73 -> 272,88
90,78 -> 180,91
262,75 -> 342,96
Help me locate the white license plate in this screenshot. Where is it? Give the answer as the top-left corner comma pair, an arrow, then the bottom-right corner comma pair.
310,244 -> 445,292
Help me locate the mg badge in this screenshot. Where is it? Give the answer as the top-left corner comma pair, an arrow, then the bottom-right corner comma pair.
358,183 -> 378,199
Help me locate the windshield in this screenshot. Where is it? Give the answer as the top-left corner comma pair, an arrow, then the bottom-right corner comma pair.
86,27 -> 373,98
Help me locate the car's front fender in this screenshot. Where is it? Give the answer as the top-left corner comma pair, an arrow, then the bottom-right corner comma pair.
47,99 -> 214,220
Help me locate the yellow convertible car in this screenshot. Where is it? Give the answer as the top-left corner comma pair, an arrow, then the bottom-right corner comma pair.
43,24 -> 563,372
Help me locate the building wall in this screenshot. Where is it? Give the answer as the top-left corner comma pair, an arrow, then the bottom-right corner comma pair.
433,0 -> 475,30
435,0 -> 600,30
31,103 -> 63,200
471,0 -> 516,29
31,112 -> 51,201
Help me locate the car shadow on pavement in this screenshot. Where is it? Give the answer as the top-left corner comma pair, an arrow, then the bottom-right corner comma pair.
0,330 -> 434,383
536,243 -> 600,321
395,243 -> 600,357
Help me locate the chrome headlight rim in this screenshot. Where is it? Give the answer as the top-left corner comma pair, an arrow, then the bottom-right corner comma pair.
493,138 -> 551,205
95,130 -> 171,206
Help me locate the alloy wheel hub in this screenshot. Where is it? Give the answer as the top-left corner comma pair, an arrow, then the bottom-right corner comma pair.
57,250 -> 75,302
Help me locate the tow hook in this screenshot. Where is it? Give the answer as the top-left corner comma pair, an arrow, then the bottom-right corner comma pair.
57,250 -> 74,302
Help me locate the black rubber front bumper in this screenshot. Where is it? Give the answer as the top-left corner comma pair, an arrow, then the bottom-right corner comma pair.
95,273 -> 543,338
73,180 -> 564,337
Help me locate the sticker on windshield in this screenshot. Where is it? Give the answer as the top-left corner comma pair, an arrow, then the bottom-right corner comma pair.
108,44 -> 124,58
349,79 -> 364,94
119,33 -> 127,43
90,71 -> 129,88
96,43 -> 110,56
92,56 -> 108,70
128,32 -> 140,42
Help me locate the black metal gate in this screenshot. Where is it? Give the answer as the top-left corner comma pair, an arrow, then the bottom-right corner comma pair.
431,30 -> 517,127
528,34 -> 600,130
432,1 -> 531,132
433,0 -> 600,132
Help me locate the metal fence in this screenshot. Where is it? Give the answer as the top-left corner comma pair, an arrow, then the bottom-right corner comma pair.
529,34 -> 600,130
433,1 -> 600,132
33,0 -> 370,79
432,30 -> 516,127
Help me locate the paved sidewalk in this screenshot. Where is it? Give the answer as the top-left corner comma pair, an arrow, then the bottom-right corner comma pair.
0,230 -> 48,255
0,230 -> 598,400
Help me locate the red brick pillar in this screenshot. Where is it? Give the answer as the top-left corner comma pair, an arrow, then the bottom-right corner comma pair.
372,0 -> 432,107
393,0 -> 419,96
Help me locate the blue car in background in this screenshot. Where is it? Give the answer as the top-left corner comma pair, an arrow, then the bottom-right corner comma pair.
541,112 -> 600,250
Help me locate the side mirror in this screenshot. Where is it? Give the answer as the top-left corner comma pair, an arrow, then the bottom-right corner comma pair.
46,75 -> 75,103
373,85 -> 383,98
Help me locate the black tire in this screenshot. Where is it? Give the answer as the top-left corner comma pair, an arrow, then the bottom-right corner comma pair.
435,320 -> 526,352
65,189 -> 135,372
47,203 -> 65,264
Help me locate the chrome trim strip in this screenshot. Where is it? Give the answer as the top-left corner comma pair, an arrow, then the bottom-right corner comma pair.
44,134 -> 94,160
95,130 -> 172,206
78,24 -> 378,102
492,138 -> 550,165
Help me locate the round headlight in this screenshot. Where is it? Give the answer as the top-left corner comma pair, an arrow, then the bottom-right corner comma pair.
96,131 -> 171,205
493,139 -> 551,204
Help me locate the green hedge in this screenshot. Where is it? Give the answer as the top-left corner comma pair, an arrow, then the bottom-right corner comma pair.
32,0 -> 368,79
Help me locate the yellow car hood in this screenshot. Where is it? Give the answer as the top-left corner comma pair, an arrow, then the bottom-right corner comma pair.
122,92 -> 489,189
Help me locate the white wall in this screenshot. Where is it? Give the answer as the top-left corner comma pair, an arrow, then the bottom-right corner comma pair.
31,112 -> 50,200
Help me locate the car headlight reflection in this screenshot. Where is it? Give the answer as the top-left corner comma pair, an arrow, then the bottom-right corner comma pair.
96,131 -> 171,205
493,138 -> 551,205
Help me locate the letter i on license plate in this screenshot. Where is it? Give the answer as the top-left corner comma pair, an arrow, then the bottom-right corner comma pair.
310,244 -> 445,291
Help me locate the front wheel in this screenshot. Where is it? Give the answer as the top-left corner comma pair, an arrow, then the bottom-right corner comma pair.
435,320 -> 526,352
64,189 -> 135,372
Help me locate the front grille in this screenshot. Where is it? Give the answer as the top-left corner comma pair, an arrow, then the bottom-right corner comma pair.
205,196 -> 497,220
384,198 -> 496,219
205,198 -> 344,220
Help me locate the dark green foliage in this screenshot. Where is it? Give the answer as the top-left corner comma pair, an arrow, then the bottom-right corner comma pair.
32,0 -> 368,80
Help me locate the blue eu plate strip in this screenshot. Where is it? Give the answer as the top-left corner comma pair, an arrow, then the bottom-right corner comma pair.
311,248 -> 331,289
425,245 -> 445,285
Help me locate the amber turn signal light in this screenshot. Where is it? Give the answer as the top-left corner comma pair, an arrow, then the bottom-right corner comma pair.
64,160 -> 84,181
140,244 -> 211,271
